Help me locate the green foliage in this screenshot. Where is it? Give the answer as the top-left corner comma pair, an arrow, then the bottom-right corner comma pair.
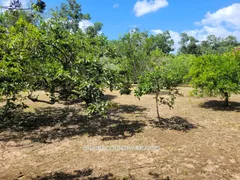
0,1 -> 117,116
188,52 -> 240,106
117,29 -> 148,83
171,54 -> 194,84
179,33 -> 240,55
86,101 -> 117,117
178,33 -> 201,56
135,54 -> 183,118
115,29 -> 174,84
86,22 -> 103,37
35,18 -> 112,106
0,17 -> 41,98
1,0 -> 239,118
0,0 -> 46,13
32,0 -> 46,13
0,9 -> 35,27
146,31 -> 174,54
57,0 -> 91,33
202,35 -> 239,54
100,56 -> 133,95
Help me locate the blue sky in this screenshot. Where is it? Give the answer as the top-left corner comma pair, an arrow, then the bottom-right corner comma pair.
1,0 -> 240,49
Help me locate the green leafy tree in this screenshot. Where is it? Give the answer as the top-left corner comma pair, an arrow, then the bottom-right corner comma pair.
178,33 -> 201,55
188,52 -> 240,106
34,0 -> 46,13
0,1 -> 118,116
0,17 -> 42,115
0,0 -> 46,12
146,31 -> 174,54
116,29 -> 174,84
57,0 -> 90,33
117,29 -> 148,83
33,16 -> 111,106
86,22 -> 103,37
0,0 -> 46,28
200,35 -> 239,54
135,51 -> 184,119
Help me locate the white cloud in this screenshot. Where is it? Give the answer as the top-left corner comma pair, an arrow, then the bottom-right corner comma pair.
1,0 -> 10,7
197,3 -> 240,30
134,0 -> 168,17
185,26 -> 240,42
79,20 -> 94,32
151,3 -> 240,52
151,29 -> 163,34
78,20 -> 103,35
113,3 -> 119,8
1,0 -> 28,8
189,3 -> 240,42
169,30 -> 181,51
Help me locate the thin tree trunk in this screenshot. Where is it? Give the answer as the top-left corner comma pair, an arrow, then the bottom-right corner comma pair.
155,92 -> 160,119
224,92 -> 229,107
133,60 -> 137,84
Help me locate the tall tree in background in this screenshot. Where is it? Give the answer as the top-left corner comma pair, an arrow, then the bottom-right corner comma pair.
86,22 -> 103,37
116,29 -> 174,84
117,29 -> 148,83
199,35 -> 239,54
178,33 -> 201,55
0,0 -> 46,12
146,31 -> 174,54
0,0 -> 46,27
57,0 -> 90,33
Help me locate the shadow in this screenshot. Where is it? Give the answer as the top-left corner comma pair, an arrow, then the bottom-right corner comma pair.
103,94 -> 118,101
100,120 -> 145,141
149,172 -> 170,180
150,116 -> 197,132
62,99 -> 83,105
0,105 -> 146,144
33,168 -> 115,180
112,105 -> 147,114
200,100 -> 240,112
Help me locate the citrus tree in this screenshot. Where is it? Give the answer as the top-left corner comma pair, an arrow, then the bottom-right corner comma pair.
134,51 -> 189,119
189,52 -> 240,106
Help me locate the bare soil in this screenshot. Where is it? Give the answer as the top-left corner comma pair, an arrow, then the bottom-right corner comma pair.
0,87 -> 240,180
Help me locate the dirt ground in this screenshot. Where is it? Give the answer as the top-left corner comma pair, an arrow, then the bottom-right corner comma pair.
0,87 -> 240,180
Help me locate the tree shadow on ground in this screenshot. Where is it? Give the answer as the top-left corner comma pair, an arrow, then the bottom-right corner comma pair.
0,105 -> 146,144
61,94 -> 118,105
200,100 -> 240,112
149,172 -> 170,180
103,94 -> 118,101
112,105 -> 147,114
33,168 -> 116,180
62,99 -> 83,105
150,116 -> 197,132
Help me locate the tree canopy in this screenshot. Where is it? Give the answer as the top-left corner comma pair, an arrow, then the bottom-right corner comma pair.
0,0 -> 240,118
188,51 -> 240,106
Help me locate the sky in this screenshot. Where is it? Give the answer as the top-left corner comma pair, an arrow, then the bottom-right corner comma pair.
1,0 -> 240,50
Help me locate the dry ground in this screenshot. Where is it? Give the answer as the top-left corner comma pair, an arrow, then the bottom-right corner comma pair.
0,87 -> 240,180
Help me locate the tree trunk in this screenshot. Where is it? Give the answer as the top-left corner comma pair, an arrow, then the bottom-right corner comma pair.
224,92 -> 229,107
155,92 -> 160,120
133,60 -> 137,84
